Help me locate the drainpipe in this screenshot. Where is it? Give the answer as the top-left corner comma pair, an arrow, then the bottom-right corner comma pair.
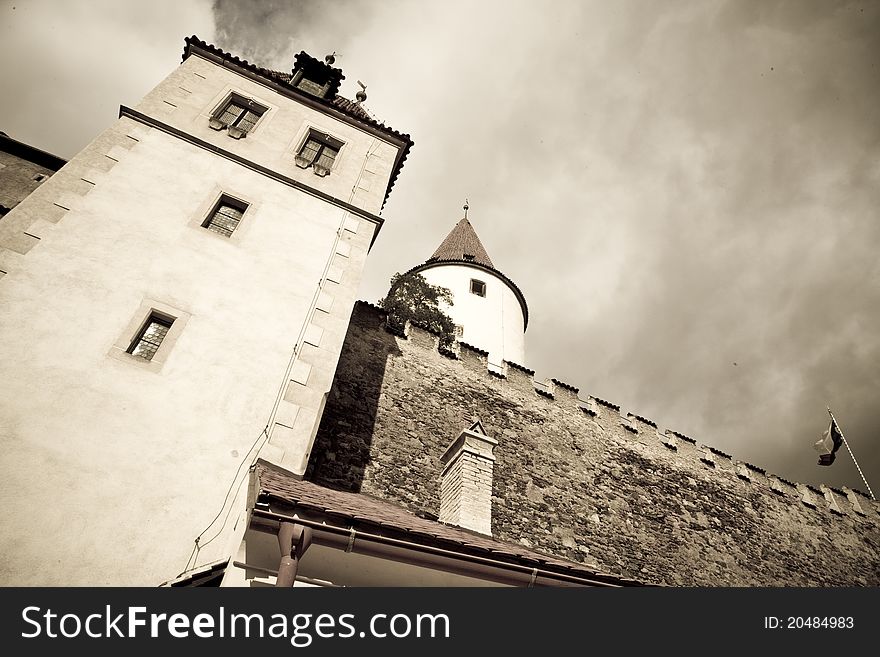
275,521 -> 312,587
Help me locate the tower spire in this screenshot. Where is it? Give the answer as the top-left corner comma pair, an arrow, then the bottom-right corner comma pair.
428,215 -> 494,268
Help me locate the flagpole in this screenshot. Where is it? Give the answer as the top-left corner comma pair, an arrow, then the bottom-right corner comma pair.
827,406 -> 876,501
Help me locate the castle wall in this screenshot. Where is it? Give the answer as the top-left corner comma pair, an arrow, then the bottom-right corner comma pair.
0,151 -> 56,213
306,302 -> 880,586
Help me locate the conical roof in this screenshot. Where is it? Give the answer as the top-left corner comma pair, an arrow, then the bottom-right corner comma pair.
427,218 -> 494,268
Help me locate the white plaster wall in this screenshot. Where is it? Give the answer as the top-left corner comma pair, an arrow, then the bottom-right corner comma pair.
136,53 -> 400,216
0,50 -> 402,585
420,264 -> 525,366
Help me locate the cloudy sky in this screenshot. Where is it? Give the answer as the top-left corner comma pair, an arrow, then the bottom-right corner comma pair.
2,0 -> 878,497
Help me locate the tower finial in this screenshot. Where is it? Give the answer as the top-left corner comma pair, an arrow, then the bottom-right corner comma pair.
463,199 -> 469,219
325,51 -> 336,66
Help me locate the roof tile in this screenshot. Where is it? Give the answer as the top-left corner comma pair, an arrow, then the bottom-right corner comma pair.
428,218 -> 494,268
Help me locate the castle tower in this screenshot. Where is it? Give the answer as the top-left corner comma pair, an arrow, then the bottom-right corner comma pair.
406,212 -> 527,366
0,37 -> 411,585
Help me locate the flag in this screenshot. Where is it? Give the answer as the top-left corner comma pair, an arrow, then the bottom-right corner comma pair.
814,418 -> 844,466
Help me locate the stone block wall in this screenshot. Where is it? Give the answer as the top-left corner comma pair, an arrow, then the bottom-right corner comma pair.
0,151 -> 57,213
305,301 -> 880,586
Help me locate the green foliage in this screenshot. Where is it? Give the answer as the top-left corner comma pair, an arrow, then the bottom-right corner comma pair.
379,272 -> 456,346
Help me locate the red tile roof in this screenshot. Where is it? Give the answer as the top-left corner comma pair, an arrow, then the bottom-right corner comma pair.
428,218 -> 495,268
255,461 -> 645,586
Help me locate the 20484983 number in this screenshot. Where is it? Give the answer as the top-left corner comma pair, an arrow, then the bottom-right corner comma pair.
787,617 -> 854,629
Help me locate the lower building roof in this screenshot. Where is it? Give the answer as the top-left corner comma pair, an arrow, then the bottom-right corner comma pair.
255,460 -> 646,587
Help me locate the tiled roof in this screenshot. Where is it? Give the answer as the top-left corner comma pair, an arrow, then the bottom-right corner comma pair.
428,218 -> 495,268
256,461 -> 644,586
182,36 -> 412,208
330,95 -> 374,122
259,67 -> 373,122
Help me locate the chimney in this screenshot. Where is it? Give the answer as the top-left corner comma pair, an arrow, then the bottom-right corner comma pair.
439,420 -> 497,535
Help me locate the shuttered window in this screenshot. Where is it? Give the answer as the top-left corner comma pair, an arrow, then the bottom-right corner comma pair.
210,94 -> 267,136
295,130 -> 343,176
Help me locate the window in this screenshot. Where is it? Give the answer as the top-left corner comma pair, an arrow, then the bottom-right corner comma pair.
33,174 -> 48,183
128,314 -> 174,361
295,76 -> 330,98
203,195 -> 248,237
290,51 -> 343,100
209,93 -> 268,138
295,130 -> 343,176
470,279 -> 486,297
110,300 -> 190,371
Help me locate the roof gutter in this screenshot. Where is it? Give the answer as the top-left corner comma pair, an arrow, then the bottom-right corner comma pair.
251,507 -> 640,587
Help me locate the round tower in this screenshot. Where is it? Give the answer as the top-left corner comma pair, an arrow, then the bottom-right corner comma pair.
404,211 -> 528,366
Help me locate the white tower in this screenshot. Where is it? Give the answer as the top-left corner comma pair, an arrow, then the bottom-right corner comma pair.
410,210 -> 527,366
0,37 -> 411,585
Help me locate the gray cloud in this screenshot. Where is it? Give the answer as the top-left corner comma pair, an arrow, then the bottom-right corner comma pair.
0,0 -> 216,157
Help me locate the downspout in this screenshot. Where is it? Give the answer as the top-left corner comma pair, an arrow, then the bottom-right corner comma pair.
276,522 -> 312,587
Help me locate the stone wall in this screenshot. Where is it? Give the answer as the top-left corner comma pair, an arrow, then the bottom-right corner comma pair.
0,151 -> 56,213
306,301 -> 880,586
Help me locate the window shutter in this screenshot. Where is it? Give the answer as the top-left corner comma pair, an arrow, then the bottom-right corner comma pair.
315,146 -> 338,171
237,110 -> 260,133
217,104 -> 242,126
296,139 -> 321,168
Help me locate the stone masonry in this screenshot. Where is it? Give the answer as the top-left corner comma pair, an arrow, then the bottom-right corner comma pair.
306,301 -> 880,586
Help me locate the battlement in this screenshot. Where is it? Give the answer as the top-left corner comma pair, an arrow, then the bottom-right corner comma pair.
506,360 -> 535,376
551,378 -> 579,394
346,301 -> 878,525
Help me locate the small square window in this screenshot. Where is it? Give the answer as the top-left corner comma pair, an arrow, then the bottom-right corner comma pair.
33,173 -> 48,183
209,93 -> 268,138
295,77 -> 330,98
203,195 -> 248,237
295,130 -> 343,177
128,314 -> 174,361
470,279 -> 486,297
